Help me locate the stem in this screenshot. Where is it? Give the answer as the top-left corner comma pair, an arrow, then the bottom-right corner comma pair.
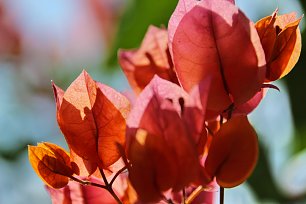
70,176 -> 107,189
110,166 -> 128,187
220,114 -> 224,126
182,188 -> 186,204
226,103 -> 234,120
107,185 -> 123,204
206,126 -> 214,136
99,168 -> 123,204
185,186 -> 205,204
99,168 -> 109,186
71,169 -> 123,204
216,114 -> 227,204
218,111 -> 227,204
220,187 -> 224,204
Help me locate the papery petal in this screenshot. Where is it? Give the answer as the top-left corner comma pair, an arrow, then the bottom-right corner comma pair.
94,84 -> 129,169
52,82 -> 64,113
185,77 -> 212,153
268,15 -> 302,80
154,106 -> 201,191
256,11 -> 302,81
57,70 -> 129,174
204,116 -> 258,188
28,142 -> 75,189
58,70 -> 98,172
127,76 -> 202,195
127,75 -> 189,132
129,98 -> 200,192
128,129 -> 177,202
119,25 -> 178,94
69,150 -> 98,177
96,82 -> 130,119
168,0 -> 266,113
233,88 -> 265,116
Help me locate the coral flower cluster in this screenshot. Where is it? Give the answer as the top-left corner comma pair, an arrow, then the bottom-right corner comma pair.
28,0 -> 301,203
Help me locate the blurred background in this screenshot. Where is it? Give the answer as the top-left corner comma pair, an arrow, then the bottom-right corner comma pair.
0,0 -> 305,203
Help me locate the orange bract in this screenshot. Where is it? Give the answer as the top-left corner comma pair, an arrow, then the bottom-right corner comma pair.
128,129 -> 177,202
28,142 -> 77,189
53,70 -> 130,175
256,10 -> 302,81
204,116 -> 258,188
118,25 -> 178,94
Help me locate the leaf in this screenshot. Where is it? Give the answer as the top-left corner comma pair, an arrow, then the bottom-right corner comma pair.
204,116 -> 258,188
118,25 -> 178,94
55,70 -> 130,174
28,142 -> 76,189
256,11 -> 302,81
46,176 -> 122,204
168,0 -> 266,114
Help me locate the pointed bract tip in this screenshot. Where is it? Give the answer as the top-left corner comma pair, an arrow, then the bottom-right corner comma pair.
81,69 -> 89,76
272,8 -> 278,18
299,14 -> 304,20
262,83 -> 280,91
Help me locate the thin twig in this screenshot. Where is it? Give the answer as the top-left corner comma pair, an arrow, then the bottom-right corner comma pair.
220,115 -> 224,126
99,168 -> 123,204
220,187 -> 224,204
69,176 -> 107,189
99,168 -> 109,186
185,186 -> 205,204
218,110 -> 227,204
110,166 -> 128,187
182,188 -> 186,204
206,126 -> 214,136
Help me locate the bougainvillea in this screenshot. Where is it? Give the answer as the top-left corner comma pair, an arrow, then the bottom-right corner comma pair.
28,0 -> 302,203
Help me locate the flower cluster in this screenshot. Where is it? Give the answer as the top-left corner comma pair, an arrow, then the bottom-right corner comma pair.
28,0 -> 301,203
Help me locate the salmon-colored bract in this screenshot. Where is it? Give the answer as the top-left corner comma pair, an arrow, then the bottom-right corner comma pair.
119,26 -> 178,94
168,0 -> 266,115
204,116 -> 258,188
28,0 -> 302,202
